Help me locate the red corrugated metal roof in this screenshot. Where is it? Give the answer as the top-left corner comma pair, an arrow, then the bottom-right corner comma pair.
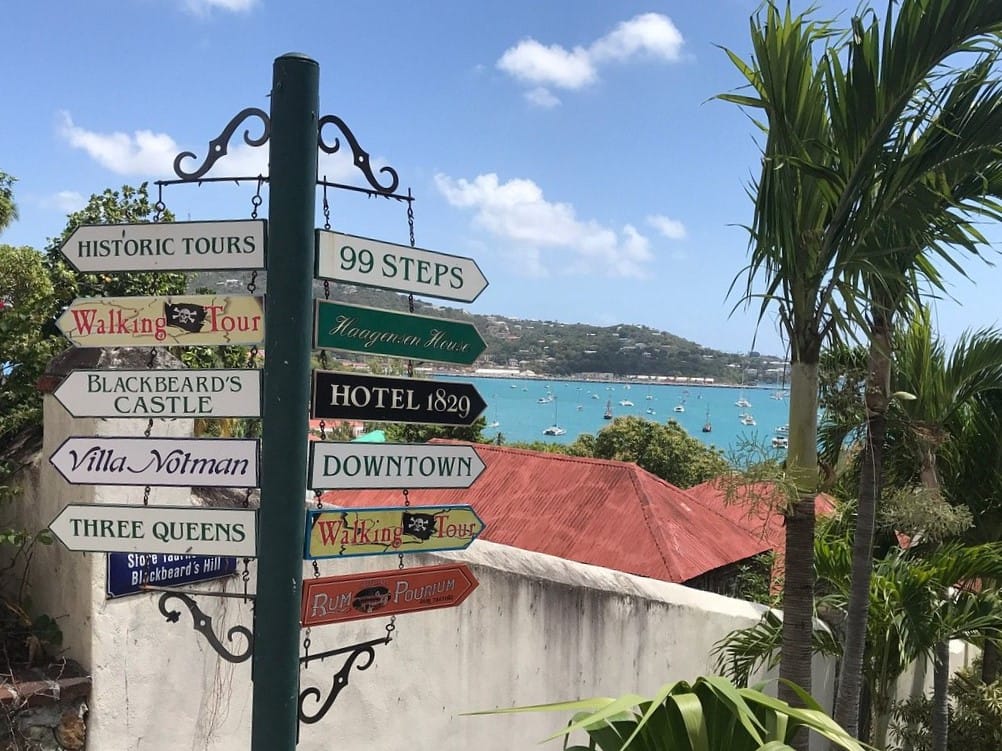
318,442 -> 772,584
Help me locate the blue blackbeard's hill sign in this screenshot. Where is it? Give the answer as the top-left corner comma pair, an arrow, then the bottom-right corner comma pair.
107,552 -> 238,599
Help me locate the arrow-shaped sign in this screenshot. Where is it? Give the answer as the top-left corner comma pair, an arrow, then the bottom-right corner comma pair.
310,370 -> 486,426
315,230 -> 488,303
304,505 -> 486,559
59,220 -> 266,273
314,300 -> 486,366
56,294 -> 264,348
49,437 -> 259,488
49,503 -> 257,556
308,442 -> 485,489
53,369 -> 262,419
301,563 -> 478,627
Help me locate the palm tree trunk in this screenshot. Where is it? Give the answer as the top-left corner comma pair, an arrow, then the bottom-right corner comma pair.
780,360 -> 820,751
982,639 -> 1001,683
932,640 -> 951,751
834,312 -> 892,740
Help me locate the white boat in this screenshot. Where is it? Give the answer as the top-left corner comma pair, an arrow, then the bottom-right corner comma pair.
543,396 -> 566,436
775,424 -> 789,435
673,404 -> 685,413
740,414 -> 757,426
603,400 -> 613,420
646,408 -> 656,415
488,421 -> 500,428
771,436 -> 789,449
537,394 -> 554,404
735,397 -> 752,408
619,399 -> 634,407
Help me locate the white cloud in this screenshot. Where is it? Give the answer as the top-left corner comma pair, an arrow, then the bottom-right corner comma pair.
496,13 -> 684,96
435,172 -> 653,278
497,40 -> 596,89
647,214 -> 687,240
59,112 -> 178,176
183,0 -> 256,15
589,13 -> 684,63
525,87 -> 561,109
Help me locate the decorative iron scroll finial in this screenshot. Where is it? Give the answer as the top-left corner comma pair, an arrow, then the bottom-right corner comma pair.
158,591 -> 254,663
318,115 -> 399,195
298,636 -> 391,724
173,107 -> 271,181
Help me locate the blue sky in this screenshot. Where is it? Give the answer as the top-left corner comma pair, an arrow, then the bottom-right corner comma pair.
2,1 -> 996,356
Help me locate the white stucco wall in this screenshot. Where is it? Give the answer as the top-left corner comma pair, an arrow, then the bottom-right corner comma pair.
14,393 -> 851,750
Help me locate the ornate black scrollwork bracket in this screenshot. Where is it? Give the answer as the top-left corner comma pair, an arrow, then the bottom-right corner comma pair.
298,636 -> 391,725
173,107 -> 271,181
157,590 -> 254,663
318,115 -> 400,195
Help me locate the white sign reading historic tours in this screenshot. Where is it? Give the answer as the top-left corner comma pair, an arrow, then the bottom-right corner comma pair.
49,504 -> 257,556
56,294 -> 264,348
315,230 -> 488,303
49,437 -> 259,488
309,442 -> 486,490
59,220 -> 266,273
53,369 -> 262,418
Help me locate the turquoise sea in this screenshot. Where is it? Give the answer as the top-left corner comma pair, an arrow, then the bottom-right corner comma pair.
437,375 -> 793,454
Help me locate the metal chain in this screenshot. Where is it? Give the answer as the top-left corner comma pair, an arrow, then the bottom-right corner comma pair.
154,183 -> 166,222
406,190 -> 416,379
322,178 -> 331,231
251,175 -> 264,220
319,280 -> 331,371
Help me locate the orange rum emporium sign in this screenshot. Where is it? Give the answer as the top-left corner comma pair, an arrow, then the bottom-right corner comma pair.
56,294 -> 264,347
301,563 -> 479,627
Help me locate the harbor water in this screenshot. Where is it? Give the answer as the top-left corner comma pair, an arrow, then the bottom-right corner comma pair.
437,375 -> 792,454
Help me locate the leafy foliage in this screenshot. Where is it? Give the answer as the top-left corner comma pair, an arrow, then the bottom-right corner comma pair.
474,675 -> 866,751
0,245 -> 64,442
891,661 -> 1002,751
0,172 -> 16,233
590,416 -> 729,489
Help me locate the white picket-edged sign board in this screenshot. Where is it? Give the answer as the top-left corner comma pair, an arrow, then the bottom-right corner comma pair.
49,504 -> 257,556
315,230 -> 488,303
59,219 -> 266,272
309,442 -> 486,490
49,437 -> 259,488
53,369 -> 262,418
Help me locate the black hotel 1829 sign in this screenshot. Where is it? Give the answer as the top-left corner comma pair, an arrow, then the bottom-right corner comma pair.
310,370 -> 486,426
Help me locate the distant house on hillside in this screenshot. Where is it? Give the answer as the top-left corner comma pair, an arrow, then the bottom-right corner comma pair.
319,442 -> 773,595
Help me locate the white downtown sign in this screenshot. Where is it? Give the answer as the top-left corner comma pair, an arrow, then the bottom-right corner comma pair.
53,369 -> 262,418
315,230 -> 488,303
49,504 -> 257,556
59,219 -> 266,273
49,437 -> 259,488
309,442 -> 486,490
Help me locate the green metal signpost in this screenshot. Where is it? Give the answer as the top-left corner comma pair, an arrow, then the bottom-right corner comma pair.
314,299 -> 487,365
253,53 -> 317,751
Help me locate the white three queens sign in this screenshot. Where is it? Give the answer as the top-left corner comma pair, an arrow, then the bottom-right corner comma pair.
49,437 -> 259,488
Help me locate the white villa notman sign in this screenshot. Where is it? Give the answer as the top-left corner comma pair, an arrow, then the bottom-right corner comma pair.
49,437 -> 259,488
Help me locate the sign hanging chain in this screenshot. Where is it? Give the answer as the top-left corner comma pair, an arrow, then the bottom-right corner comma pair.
239,180 -> 264,603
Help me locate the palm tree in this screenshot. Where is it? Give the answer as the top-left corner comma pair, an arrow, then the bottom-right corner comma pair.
888,312 -> 1002,750
714,533 -> 1002,750
835,50 -> 1002,737
0,171 -> 16,235
720,5 -> 1002,741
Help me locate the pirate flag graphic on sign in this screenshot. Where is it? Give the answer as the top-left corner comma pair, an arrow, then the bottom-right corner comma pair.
164,303 -> 207,333
402,511 -> 437,541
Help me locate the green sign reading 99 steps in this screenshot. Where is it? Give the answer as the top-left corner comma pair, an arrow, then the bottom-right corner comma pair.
313,300 -> 487,366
